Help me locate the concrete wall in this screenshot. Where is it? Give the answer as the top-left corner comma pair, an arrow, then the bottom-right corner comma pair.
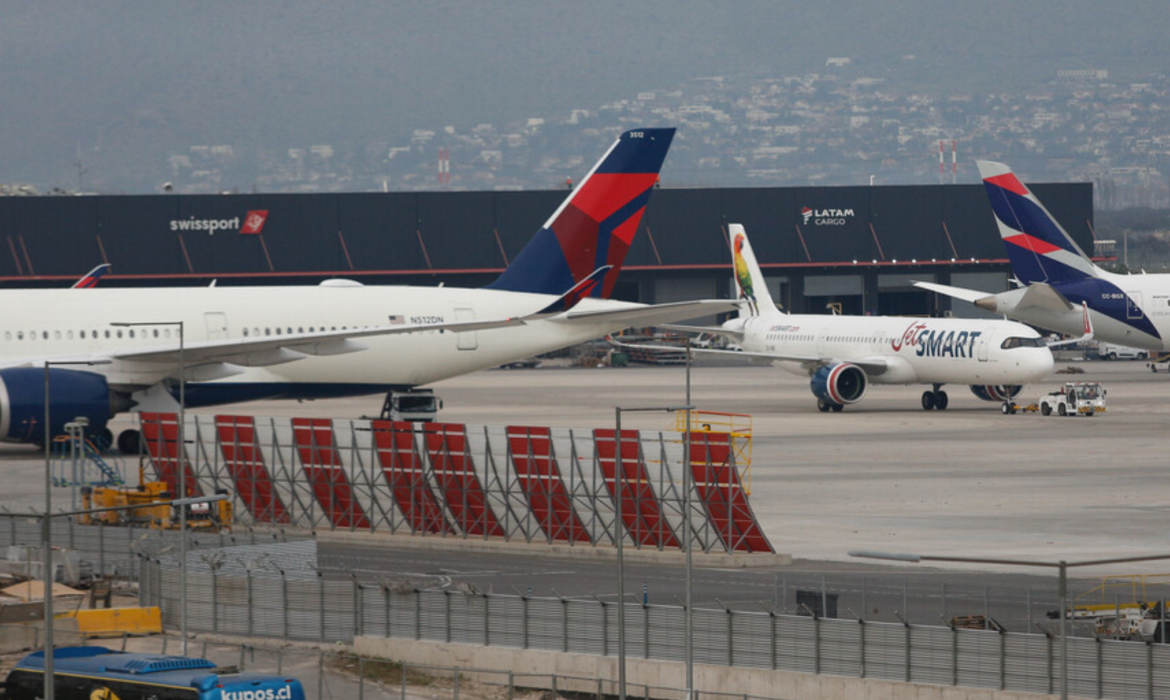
355,636 -> 1071,700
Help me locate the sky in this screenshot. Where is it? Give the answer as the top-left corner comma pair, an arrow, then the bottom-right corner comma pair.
2,1 -> 1168,192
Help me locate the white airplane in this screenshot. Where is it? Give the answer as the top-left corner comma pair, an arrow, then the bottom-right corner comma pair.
915,161 -> 1170,352
678,224 -> 1054,412
0,127 -> 735,449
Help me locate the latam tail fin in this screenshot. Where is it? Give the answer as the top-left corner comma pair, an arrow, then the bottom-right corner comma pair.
977,160 -> 1098,286
487,128 -> 675,298
727,224 -> 779,318
72,263 -> 111,289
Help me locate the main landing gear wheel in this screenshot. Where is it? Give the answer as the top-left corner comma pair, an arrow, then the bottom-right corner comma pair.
817,398 -> 832,412
921,389 -> 949,410
831,403 -> 844,412
1000,402 -> 1016,415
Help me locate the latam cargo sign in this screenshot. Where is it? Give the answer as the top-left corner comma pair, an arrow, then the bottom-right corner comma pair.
170,210 -> 269,235
801,206 -> 855,227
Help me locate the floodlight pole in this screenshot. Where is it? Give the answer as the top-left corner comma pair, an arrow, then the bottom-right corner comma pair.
613,403 -> 693,700
113,320 -> 185,653
42,359 -> 110,700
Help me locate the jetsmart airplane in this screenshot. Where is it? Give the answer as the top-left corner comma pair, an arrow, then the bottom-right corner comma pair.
0,127 -> 734,450
683,224 -> 1054,412
916,161 -> 1170,352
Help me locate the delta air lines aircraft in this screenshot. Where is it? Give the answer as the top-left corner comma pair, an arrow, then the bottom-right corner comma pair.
916,161 -> 1170,352
689,225 -> 1054,412
0,128 -> 735,449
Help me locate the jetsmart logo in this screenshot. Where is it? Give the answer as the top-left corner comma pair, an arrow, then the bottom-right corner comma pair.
221,685 -> 293,700
801,206 -> 855,227
170,210 -> 269,236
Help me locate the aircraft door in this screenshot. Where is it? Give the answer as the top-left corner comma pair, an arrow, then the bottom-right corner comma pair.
204,312 -> 228,340
1126,292 -> 1144,320
976,331 -> 990,362
454,308 -> 477,351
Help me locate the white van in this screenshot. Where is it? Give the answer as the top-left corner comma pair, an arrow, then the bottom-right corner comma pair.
1097,343 -> 1149,361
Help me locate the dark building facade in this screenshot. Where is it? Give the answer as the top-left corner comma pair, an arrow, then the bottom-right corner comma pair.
0,182 -> 1094,316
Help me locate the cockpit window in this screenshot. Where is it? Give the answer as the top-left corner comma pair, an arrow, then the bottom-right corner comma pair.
1001,336 -> 1046,349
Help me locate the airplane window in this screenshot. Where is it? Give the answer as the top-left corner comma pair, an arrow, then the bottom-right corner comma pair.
253,327 -> 259,336
104,330 -> 110,338
153,329 -> 159,338
66,331 -> 73,340
276,328 -> 282,335
42,331 -> 48,340
80,331 -> 85,339
17,331 -> 23,341
243,328 -> 249,337
1001,337 -> 1045,349
116,330 -> 123,339
298,327 -> 304,334
287,327 -> 292,334
54,331 -> 61,340
264,328 -> 270,336
165,329 -> 171,338
129,330 -> 135,339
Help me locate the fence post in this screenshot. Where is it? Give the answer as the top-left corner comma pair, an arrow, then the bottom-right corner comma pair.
355,578 -> 363,638
400,663 -> 407,700
453,666 -> 460,700
813,614 -> 821,675
483,593 -> 490,646
414,590 -> 421,640
562,596 -> 569,653
319,572 -> 326,643
317,650 -> 324,700
212,568 -> 219,634
951,624 -> 958,687
858,618 -> 866,678
247,568 -> 254,637
770,610 -> 778,671
507,671 -> 514,700
358,657 -> 365,700
522,593 -> 529,649
445,591 -> 452,644
98,521 -> 105,576
281,570 -> 289,641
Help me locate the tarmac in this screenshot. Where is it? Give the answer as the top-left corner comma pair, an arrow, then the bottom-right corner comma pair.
3,357 -> 1167,575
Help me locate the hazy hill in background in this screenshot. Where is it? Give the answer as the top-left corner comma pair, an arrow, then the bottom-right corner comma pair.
2,0 -> 1169,192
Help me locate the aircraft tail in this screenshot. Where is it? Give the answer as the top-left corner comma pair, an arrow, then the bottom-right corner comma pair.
977,160 -> 1098,285
727,224 -> 778,317
487,128 -> 675,298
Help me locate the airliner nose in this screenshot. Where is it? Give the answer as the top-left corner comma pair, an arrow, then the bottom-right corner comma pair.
1030,348 -> 1056,381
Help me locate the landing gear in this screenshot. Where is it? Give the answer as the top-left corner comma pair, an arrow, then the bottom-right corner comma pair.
117,429 -> 144,455
921,386 -> 949,411
1000,402 -> 1018,415
817,398 -> 844,413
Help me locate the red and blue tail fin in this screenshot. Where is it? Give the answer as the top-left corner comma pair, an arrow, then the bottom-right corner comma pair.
487,128 -> 675,298
977,160 -> 1098,286
72,263 -> 111,289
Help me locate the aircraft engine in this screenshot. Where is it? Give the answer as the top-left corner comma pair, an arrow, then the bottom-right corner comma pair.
810,363 -> 868,405
969,385 -> 1023,402
0,368 -> 115,445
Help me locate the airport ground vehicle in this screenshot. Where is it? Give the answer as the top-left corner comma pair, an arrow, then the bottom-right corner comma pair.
77,481 -> 232,532
5,646 -> 304,700
1148,354 -> 1170,372
1001,382 -> 1106,416
379,388 -> 442,421
1097,343 -> 1148,361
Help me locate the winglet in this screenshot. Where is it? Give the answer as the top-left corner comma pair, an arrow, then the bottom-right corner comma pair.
1047,302 -> 1095,348
72,263 -> 111,289
530,266 -> 612,316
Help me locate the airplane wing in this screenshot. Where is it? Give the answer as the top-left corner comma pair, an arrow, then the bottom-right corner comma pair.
552,299 -> 741,328
1047,302 -> 1094,347
658,323 -> 747,343
912,280 -> 993,304
1010,283 -> 1076,313
608,338 -> 893,376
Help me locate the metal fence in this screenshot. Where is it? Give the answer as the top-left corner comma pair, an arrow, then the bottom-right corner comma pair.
138,550 -> 1170,700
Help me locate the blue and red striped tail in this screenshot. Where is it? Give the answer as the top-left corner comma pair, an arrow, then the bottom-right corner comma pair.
977,160 -> 1098,286
487,128 -> 675,298
72,263 -> 111,289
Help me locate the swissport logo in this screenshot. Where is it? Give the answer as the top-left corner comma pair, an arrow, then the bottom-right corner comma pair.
801,206 -> 855,227
169,210 -> 269,236
221,685 -> 293,700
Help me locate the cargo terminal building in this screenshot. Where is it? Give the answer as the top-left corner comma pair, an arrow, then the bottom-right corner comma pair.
0,182 -> 1094,317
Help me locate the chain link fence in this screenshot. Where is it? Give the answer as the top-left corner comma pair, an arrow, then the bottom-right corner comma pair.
136,543 -> 1170,700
